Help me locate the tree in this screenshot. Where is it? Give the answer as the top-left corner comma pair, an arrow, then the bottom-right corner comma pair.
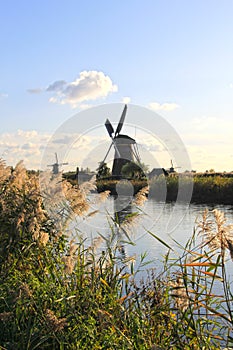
121,161 -> 147,180
96,162 -> 111,180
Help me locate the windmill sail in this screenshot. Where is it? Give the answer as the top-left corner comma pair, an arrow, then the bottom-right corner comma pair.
105,119 -> 114,138
114,104 -> 127,137
55,152 -> 59,164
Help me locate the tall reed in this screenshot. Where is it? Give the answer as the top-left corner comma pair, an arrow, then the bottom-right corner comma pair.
1,160 -> 233,349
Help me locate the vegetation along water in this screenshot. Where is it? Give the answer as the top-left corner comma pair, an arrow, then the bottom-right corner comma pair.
1,160 -> 233,349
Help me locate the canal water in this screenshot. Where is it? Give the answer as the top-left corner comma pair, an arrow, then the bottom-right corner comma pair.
72,196 -> 233,345
73,196 -> 233,274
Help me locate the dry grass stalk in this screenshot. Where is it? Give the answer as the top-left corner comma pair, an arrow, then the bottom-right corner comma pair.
39,171 -> 93,233
19,283 -> 32,299
45,309 -> 67,333
91,236 -> 103,252
0,158 -> 11,183
121,212 -> 140,234
170,275 -> 189,312
0,311 -> 13,322
92,190 -> 111,205
133,186 -> 149,206
198,209 -> 233,260
79,175 -> 96,195
9,160 -> 28,189
62,255 -> 75,274
62,180 -> 89,216
61,240 -> 78,274
86,210 -> 99,218
38,231 -> 49,246
0,161 -> 48,244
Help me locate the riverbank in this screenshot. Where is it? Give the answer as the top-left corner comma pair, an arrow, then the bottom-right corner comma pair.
96,175 -> 233,205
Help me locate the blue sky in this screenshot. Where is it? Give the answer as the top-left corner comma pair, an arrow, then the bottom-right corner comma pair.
1,0 -> 233,171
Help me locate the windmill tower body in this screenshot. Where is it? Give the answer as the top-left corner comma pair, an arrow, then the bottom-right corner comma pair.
112,135 -> 136,177
52,163 -> 59,175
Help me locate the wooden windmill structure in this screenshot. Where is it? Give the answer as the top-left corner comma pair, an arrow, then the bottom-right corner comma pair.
167,159 -> 181,174
47,153 -> 68,175
100,105 -> 141,178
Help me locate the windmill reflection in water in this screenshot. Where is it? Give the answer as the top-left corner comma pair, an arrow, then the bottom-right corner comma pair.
113,186 -> 134,261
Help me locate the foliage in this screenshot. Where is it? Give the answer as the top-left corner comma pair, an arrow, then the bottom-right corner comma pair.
149,174 -> 233,204
1,159 -> 233,349
96,162 -> 111,180
121,161 -> 147,180
97,179 -> 148,196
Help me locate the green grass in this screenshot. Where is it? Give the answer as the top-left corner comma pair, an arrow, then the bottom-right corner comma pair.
1,161 -> 233,349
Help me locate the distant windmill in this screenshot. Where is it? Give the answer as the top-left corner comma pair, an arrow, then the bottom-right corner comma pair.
100,105 -> 142,178
167,159 -> 181,174
47,153 -> 68,175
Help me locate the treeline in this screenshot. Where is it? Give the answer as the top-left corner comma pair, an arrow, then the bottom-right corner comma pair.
150,175 -> 233,204
96,175 -> 233,205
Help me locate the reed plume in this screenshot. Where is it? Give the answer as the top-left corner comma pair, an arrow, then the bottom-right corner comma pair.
198,209 -> 233,260
62,240 -> 78,274
0,158 -> 11,183
169,275 -> 189,312
94,190 -> 111,204
0,311 -> 13,322
45,309 -> 67,333
133,186 -> 149,206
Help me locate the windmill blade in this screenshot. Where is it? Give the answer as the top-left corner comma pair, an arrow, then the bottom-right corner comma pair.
101,142 -> 114,164
105,119 -> 114,138
114,104 -> 127,137
112,139 -> 121,158
60,162 -> 68,166
55,152 -> 59,163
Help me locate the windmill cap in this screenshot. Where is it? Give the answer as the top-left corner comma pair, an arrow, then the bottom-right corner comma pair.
114,134 -> 135,143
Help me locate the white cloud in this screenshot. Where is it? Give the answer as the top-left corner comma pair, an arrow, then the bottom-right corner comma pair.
179,116 -> 233,172
189,116 -> 233,134
21,142 -> 39,150
148,102 -> 179,112
44,71 -> 118,107
2,114 -> 232,172
0,93 -> 8,99
122,96 -> 131,104
17,129 -> 38,138
0,130 -> 51,169
46,80 -> 66,92
27,88 -> 43,94
0,129 -> 105,170
79,103 -> 92,110
230,83 -> 233,89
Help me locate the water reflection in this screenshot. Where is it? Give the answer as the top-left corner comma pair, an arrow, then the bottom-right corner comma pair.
114,196 -> 133,225
113,195 -> 133,260
74,195 -> 233,269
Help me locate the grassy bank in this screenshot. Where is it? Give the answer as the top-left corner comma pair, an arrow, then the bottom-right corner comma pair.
96,175 -> 233,205
150,175 -> 233,204
96,179 -> 148,196
1,161 -> 233,349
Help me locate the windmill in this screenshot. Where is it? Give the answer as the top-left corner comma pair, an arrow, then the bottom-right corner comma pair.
47,153 -> 68,175
167,159 -> 181,174
100,105 -> 142,179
